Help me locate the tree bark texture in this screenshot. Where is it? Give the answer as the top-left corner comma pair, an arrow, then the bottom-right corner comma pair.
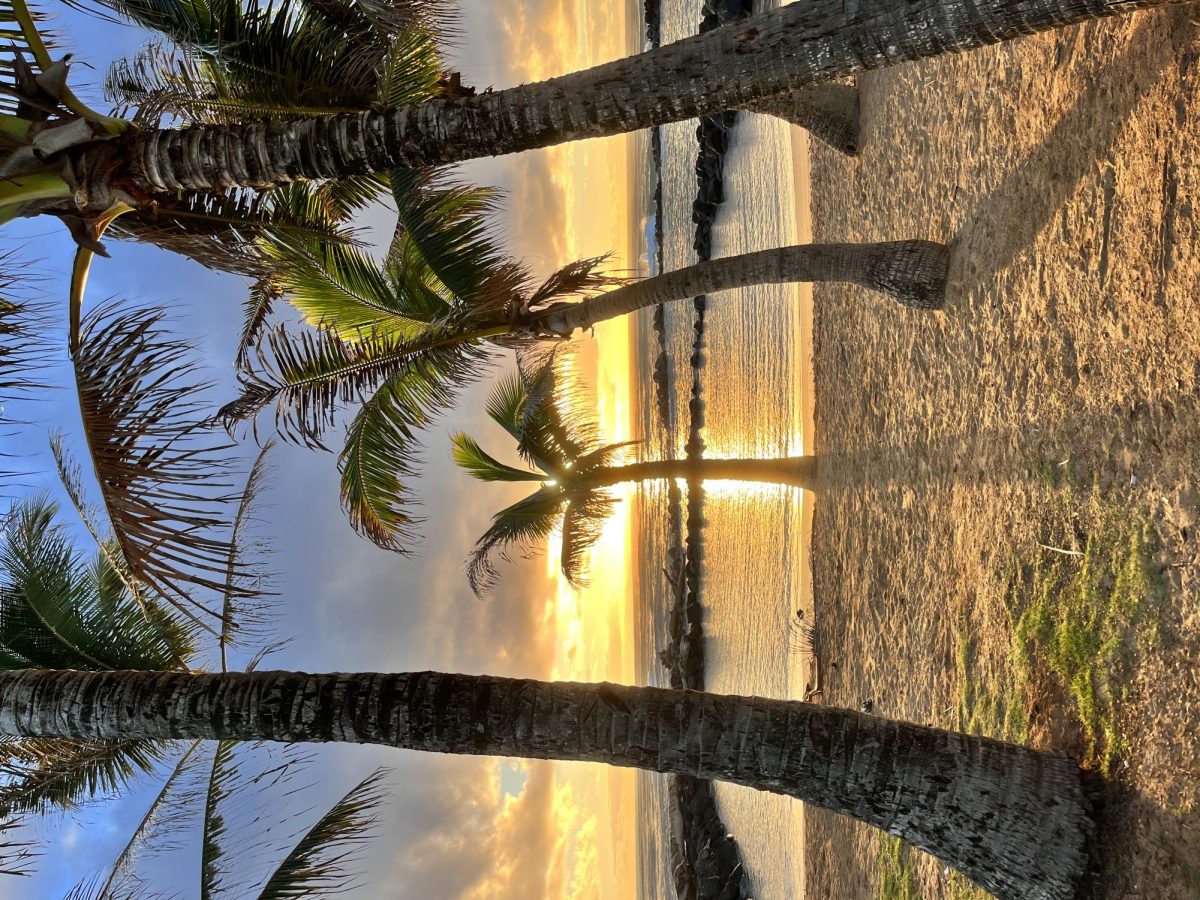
530,241 -> 949,337
103,0 -> 1174,197
741,84 -> 862,156
0,669 -> 1094,899
583,456 -> 821,491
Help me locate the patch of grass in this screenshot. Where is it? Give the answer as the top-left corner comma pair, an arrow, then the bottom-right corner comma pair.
946,871 -> 992,900
876,834 -> 922,900
1008,484 -> 1163,771
954,628 -> 1028,743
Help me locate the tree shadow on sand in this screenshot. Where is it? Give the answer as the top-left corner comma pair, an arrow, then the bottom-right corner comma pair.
950,10 -> 1196,289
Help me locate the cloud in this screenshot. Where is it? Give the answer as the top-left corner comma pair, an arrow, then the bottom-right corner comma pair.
378,757 -> 568,899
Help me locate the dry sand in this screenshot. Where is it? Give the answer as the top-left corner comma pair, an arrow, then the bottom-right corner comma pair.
803,8 -> 1200,898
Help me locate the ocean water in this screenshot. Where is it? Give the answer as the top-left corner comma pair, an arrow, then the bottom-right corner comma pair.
632,1 -> 813,897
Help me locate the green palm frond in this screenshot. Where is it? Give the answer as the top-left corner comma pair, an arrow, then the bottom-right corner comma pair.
337,347 -> 483,551
0,0 -> 65,116
466,487 -> 565,597
449,433 -> 545,484
0,737 -> 170,820
512,356 -> 598,473
79,739 -> 207,900
237,277 -> 280,371
199,740 -> 234,899
68,301 -> 246,622
458,356 -> 638,594
374,23 -> 442,107
389,169 -> 507,304
312,174 -> 393,221
256,768 -> 387,900
482,370 -> 525,441
218,440 -> 275,671
1,266 -> 45,485
98,0 -> 444,122
224,321 -> 489,450
0,496 -> 195,670
262,235 -> 442,343
558,491 -> 618,588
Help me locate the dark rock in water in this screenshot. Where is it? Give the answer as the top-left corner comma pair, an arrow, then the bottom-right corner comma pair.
704,0 -> 748,22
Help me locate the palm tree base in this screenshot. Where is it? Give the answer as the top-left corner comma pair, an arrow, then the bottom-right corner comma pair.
744,83 -> 861,156
860,240 -> 950,310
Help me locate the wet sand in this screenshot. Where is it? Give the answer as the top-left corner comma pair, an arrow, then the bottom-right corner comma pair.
803,10 -> 1200,898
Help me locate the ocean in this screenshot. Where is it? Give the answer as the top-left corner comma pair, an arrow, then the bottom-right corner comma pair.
631,0 -> 815,896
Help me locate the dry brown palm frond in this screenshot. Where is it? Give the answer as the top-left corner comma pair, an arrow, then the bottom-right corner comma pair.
65,300 -> 248,623
525,256 -> 624,310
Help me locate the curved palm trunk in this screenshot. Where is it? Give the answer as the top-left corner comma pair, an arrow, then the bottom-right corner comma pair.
530,242 -> 949,338
742,84 -> 861,156
582,456 -> 820,491
97,0 -> 1171,199
0,669 -> 1095,899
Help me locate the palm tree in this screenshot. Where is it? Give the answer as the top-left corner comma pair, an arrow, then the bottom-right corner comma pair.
223,173 -> 945,552
0,494 -> 391,898
0,665 -> 1099,900
454,359 -> 819,595
0,495 -> 196,874
0,0 -> 1177,232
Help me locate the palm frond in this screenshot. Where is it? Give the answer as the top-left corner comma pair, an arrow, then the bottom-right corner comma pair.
99,0 -> 444,125
0,496 -> 195,670
389,169 -> 507,304
225,322 -> 489,450
0,815 -> 35,877
195,741 -> 313,898
111,186 -> 356,278
0,254 -> 47,405
256,768 -> 388,900
466,487 -> 565,597
311,174 -> 392,221
218,440 -> 275,671
511,356 -> 597,473
84,739 -> 206,900
68,301 -> 246,622
374,22 -> 442,107
199,740 -> 234,899
336,347 -> 483,550
263,235 -> 441,343
0,737 -> 169,819
482,370 -> 525,442
236,277 -> 280,370
0,0 -> 63,116
558,491 -> 618,588
450,433 -> 545,484
0,269 -> 46,485
352,0 -> 456,36
526,256 -> 620,309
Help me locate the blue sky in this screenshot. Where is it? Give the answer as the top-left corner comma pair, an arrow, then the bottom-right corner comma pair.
1,0 -> 625,895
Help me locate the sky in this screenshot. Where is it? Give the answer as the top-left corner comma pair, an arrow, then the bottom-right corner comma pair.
1,0 -> 641,896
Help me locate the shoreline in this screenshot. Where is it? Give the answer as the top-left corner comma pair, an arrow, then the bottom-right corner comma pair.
789,119 -> 815,900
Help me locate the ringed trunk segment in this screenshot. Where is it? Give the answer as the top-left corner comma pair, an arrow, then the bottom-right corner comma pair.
530,241 -> 949,337
741,83 -> 861,156
105,0 -> 1173,196
583,456 -> 821,491
0,669 -> 1095,899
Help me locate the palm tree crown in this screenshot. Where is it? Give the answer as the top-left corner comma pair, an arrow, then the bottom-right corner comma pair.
451,358 -> 633,595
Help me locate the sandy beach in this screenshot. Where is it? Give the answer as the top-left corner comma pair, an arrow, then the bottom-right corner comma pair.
803,9 -> 1200,898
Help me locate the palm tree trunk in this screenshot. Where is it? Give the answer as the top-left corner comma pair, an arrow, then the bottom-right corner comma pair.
741,84 -> 861,156
582,456 -> 821,491
529,241 -> 949,338
0,668 -> 1096,899
99,0 -> 1172,199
